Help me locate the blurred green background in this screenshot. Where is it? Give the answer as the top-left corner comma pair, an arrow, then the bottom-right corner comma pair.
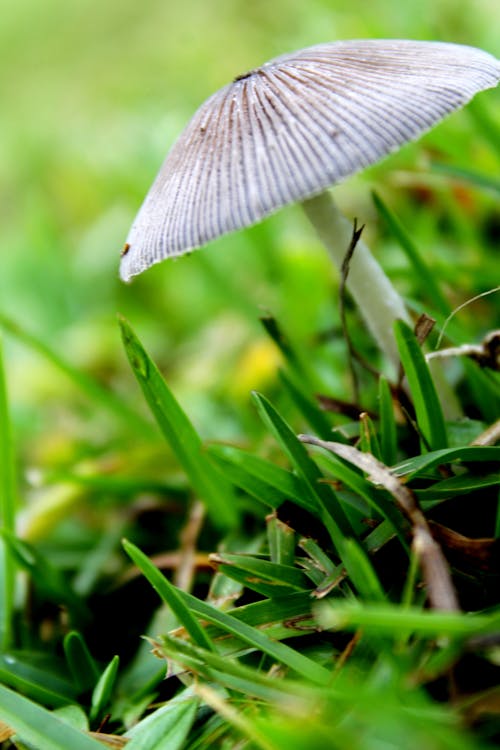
1,0 -> 499,506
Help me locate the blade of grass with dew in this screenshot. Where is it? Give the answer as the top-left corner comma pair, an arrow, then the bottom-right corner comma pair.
63,631 -> 100,694
372,192 -> 451,318
123,539 -> 216,651
124,540 -> 330,685
119,317 -> 238,530
0,652 -> 77,707
394,320 -> 448,451
0,337 -> 15,650
0,313 -> 153,437
0,683 -> 103,750
125,690 -> 199,750
252,392 -> 355,547
207,444 -> 317,514
90,655 -> 120,723
378,375 -> 397,466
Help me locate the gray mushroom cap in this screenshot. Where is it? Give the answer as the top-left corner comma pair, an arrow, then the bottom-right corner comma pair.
121,39 -> 500,281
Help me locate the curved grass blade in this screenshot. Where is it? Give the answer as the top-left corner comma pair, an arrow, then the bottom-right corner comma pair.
90,655 -> 120,723
252,392 -> 355,548
125,690 -> 199,750
393,445 -> 500,479
394,320 -> 448,451
123,539 -> 215,652
156,635 -> 302,704
0,337 -> 16,650
0,651 -> 77,707
119,317 -> 238,530
64,631 -> 100,694
0,313 -> 153,437
0,683 -> 103,750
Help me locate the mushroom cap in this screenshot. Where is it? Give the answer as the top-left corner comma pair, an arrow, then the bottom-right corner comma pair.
121,39 -> 500,281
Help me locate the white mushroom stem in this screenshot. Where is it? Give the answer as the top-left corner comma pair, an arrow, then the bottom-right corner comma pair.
302,190 -> 462,419
302,191 -> 410,369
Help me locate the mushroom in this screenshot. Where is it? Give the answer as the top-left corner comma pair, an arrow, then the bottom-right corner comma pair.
121,40 -> 500,366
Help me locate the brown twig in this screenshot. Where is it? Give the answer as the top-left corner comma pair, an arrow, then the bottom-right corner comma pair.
299,434 -> 460,612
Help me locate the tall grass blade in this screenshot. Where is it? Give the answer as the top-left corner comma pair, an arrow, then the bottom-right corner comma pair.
252,391 -> 355,548
0,338 -> 16,650
0,683 -> 103,750
119,317 -> 238,530
394,321 -> 448,451
372,193 -> 450,318
123,539 -> 216,651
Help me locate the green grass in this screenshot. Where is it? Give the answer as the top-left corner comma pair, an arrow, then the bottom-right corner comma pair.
0,1 -> 499,748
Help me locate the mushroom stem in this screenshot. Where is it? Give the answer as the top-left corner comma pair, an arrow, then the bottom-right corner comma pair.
302,190 -> 462,418
302,190 -> 410,370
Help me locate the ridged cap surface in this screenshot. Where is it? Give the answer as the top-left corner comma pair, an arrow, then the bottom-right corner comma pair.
121,40 -> 500,280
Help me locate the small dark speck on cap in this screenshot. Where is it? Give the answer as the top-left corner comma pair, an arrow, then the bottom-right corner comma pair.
121,242 -> 131,257
233,68 -> 258,82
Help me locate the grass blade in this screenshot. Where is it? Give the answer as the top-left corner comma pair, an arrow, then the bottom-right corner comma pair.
1,532 -> 90,623
393,445 -> 500,479
394,320 -> 448,451
123,539 -> 216,651
318,601 -> 499,638
278,370 -> 333,439
340,538 -> 386,602
63,631 -> 100,694
252,391 -> 355,548
207,444 -> 316,514
378,375 -> 397,466
120,317 -> 238,530
125,690 -> 199,750
0,337 -> 16,650
372,192 -> 450,317
0,651 -> 76,707
0,683 -> 103,750
90,655 -> 120,723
